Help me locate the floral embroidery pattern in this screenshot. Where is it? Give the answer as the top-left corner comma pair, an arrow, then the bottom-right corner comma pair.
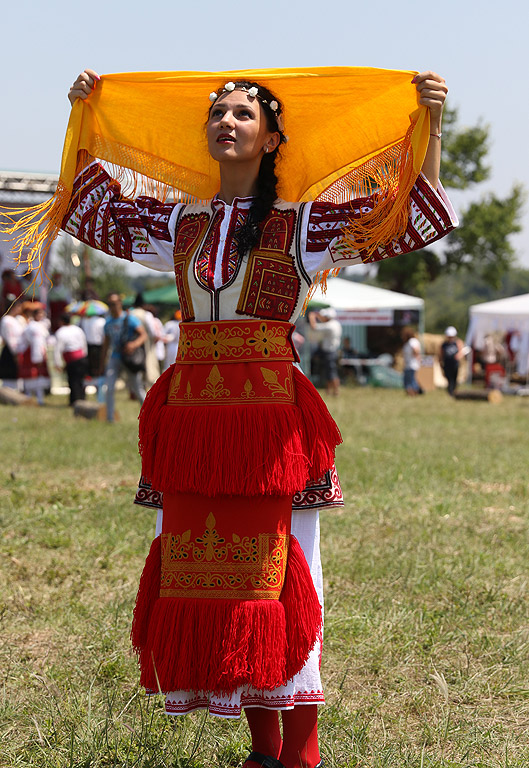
241,379 -> 256,399
172,213 -> 210,321
167,320 -> 296,406
178,320 -> 294,363
168,370 -> 182,398
161,513 -> 288,599
261,367 -> 293,398
195,513 -> 227,561
191,325 -> 245,360
167,361 -> 294,407
247,323 -> 288,357
200,365 -> 231,399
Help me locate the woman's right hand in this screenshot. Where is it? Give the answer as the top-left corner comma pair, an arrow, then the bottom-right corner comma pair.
68,69 -> 100,106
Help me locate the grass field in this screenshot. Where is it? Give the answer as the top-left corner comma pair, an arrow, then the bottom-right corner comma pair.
1,386 -> 529,768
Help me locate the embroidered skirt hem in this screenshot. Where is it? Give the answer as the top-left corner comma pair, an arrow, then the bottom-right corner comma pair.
150,508 -> 324,718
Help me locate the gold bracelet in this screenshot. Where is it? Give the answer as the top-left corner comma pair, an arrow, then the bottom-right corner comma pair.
430,132 -> 442,139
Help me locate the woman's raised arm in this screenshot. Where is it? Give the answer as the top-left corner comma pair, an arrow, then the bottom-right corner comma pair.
62,69 -> 178,272
413,70 -> 448,190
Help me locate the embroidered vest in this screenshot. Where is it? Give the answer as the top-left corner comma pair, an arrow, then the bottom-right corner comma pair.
172,201 -> 311,323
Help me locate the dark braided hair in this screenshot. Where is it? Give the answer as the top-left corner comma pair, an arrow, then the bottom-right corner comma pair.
208,81 -> 287,258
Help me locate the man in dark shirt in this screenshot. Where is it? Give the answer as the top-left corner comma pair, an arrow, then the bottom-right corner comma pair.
439,326 -> 463,396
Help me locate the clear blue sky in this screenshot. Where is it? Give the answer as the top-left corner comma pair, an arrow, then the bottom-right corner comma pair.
3,0 -> 529,266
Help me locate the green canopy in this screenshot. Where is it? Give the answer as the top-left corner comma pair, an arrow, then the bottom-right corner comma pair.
124,283 -> 179,307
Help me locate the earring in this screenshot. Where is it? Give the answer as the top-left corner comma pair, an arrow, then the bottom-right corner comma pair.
263,147 -> 269,153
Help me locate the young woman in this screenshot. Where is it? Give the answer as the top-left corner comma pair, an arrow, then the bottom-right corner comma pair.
18,303 -> 50,405
65,68 -> 456,768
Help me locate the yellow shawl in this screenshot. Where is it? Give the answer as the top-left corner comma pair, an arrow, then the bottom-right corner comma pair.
2,66 -> 430,283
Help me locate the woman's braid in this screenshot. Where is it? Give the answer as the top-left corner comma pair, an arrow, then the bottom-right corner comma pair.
234,150 -> 280,258
226,81 -> 286,259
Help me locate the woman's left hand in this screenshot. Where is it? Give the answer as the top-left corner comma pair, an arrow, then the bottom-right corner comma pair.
412,71 -> 448,132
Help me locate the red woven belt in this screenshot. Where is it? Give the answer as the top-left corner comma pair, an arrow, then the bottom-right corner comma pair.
167,320 -> 298,407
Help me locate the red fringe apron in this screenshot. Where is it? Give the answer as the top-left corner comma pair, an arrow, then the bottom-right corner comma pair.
132,320 -> 341,695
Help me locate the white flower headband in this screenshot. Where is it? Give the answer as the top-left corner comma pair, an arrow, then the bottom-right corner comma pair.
209,82 -> 285,134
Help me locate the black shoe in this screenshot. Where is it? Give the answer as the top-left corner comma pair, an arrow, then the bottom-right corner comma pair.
245,753 -> 286,768
245,753 -> 324,768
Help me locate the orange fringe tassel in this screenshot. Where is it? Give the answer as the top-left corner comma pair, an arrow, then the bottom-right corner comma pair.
302,119 -> 418,312
0,145 -> 201,282
3,117 -> 419,295
0,181 -> 72,284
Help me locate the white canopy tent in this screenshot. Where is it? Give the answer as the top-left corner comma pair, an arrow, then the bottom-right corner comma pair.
303,278 -> 426,382
465,293 -> 529,376
309,277 -> 425,332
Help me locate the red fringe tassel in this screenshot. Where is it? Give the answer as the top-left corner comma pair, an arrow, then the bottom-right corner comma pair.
130,536 -> 162,653
281,535 -> 323,679
138,366 -> 341,497
131,534 -> 322,695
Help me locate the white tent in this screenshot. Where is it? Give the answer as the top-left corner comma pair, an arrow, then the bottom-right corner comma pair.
304,278 -> 425,375
466,293 -> 529,376
310,277 -> 424,328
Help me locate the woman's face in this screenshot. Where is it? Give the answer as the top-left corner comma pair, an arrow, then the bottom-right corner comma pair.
207,90 -> 278,164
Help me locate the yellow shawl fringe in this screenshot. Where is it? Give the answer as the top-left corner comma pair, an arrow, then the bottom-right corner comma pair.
1,67 -> 430,299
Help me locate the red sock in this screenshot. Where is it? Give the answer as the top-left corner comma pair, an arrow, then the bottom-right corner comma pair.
280,705 -> 320,768
244,707 -> 282,762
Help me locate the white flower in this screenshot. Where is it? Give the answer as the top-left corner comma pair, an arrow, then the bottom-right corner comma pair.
224,81 -> 235,92
248,87 -> 258,98
209,92 -> 218,102
269,100 -> 278,112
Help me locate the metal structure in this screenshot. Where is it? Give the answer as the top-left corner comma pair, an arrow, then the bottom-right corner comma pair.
0,170 -> 58,206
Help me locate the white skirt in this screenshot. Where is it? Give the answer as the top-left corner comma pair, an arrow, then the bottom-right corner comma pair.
152,507 -> 325,718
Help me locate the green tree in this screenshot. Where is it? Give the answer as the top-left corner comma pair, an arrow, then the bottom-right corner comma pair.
444,186 -> 524,288
376,107 -> 525,294
88,248 -> 131,299
424,267 -> 529,335
51,239 -> 131,300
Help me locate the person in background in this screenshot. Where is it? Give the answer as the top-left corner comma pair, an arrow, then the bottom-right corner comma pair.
162,309 -> 181,372
340,336 -> 355,360
54,313 -> 89,405
482,333 -> 506,367
1,270 -> 24,314
402,327 -> 422,396
80,312 -> 106,399
18,304 -> 50,405
504,329 -> 521,376
0,298 -> 24,389
146,305 -> 167,372
130,293 -> 160,387
292,328 -> 305,357
338,336 -> 358,384
80,277 -> 99,300
100,292 -> 148,422
439,326 -> 463,396
308,308 -> 342,396
47,271 -> 72,333
481,332 -> 507,388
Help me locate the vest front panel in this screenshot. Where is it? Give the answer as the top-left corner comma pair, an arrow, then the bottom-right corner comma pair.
172,201 -> 312,323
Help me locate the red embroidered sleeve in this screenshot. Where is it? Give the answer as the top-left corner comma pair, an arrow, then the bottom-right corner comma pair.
62,162 -> 177,266
304,175 -> 458,275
